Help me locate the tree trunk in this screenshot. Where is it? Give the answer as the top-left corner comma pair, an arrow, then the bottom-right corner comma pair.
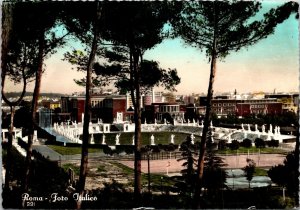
76,3 -> 101,209
132,49 -> 142,203
295,109 -> 299,205
22,29 -> 45,194
2,40 -> 28,193
1,2 -> 13,75
4,106 -> 15,191
193,36 -> 217,209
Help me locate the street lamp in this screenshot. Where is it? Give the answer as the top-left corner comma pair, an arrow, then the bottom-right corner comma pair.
231,169 -> 235,190
160,176 -> 163,194
147,148 -> 152,194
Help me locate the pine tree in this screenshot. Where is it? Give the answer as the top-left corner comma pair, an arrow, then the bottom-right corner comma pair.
171,1 -> 298,207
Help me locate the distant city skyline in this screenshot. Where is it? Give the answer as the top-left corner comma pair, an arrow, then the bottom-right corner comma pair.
3,1 -> 299,95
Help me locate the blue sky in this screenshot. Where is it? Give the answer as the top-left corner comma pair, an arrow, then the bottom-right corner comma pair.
5,1 -> 299,95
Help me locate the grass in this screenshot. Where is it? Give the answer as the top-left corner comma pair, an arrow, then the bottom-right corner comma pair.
47,145 -> 103,155
111,162 -> 176,188
97,165 -> 107,172
111,162 -> 134,176
254,168 -> 268,176
61,163 -> 80,175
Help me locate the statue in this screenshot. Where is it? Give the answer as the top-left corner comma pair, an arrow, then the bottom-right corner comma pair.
247,124 -> 251,132
151,134 -> 155,145
262,124 -> 266,134
190,133 -> 195,144
154,119 -> 157,125
241,123 -> 244,130
132,135 -> 135,145
164,118 -> 167,125
115,133 -> 120,145
102,134 -> 106,145
90,134 -> 95,144
170,134 -> 175,144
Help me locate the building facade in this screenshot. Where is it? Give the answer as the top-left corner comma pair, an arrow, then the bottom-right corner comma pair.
212,98 -> 282,117
61,95 -> 134,123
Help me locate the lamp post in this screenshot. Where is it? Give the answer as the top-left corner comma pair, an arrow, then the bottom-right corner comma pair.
231,169 -> 235,190
160,176 -> 163,194
147,149 -> 151,194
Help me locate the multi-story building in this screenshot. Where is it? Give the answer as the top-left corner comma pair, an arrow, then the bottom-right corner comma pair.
144,102 -> 185,123
265,93 -> 298,113
162,92 -> 176,103
61,94 -> 134,123
183,95 -> 195,105
212,98 -> 282,117
40,100 -> 60,110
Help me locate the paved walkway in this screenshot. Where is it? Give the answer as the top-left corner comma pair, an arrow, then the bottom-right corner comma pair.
120,153 -> 286,174
32,145 -> 63,161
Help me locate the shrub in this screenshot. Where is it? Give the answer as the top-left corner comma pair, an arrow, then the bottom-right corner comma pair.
254,138 -> 265,148
229,140 -> 239,150
218,140 -> 227,150
241,138 -> 252,148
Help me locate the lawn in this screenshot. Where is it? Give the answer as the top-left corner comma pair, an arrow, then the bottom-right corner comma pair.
111,161 -> 176,188
47,145 -> 103,155
254,168 -> 268,176
61,163 -> 80,175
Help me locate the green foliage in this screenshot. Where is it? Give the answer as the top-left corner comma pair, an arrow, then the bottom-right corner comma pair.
254,168 -> 267,176
266,139 -> 279,148
243,158 -> 256,188
254,138 -> 266,148
171,1 -> 298,59
97,165 -> 107,172
229,140 -> 240,150
62,163 -> 80,175
203,134 -> 227,193
241,138 -> 252,148
217,140 -> 227,150
268,151 -> 299,198
176,136 -> 198,196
